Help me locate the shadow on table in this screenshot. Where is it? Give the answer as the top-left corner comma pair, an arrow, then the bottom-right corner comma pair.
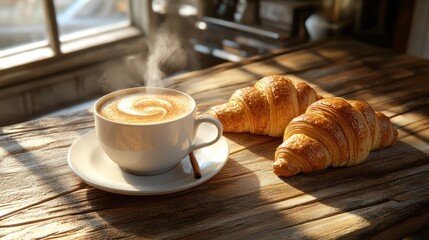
215,131 -> 429,238
276,140 -> 429,238
82,114 -> 429,240
85,156 -> 291,239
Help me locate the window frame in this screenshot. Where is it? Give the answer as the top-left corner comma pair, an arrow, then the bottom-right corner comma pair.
0,0 -> 152,88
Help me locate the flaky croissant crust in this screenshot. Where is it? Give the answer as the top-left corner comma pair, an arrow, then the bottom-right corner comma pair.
274,97 -> 398,177
209,75 -> 321,137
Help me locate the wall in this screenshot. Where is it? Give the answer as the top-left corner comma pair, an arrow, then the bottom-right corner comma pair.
0,61 -> 108,126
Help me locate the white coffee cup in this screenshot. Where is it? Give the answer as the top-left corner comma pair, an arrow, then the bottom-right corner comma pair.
94,87 -> 223,175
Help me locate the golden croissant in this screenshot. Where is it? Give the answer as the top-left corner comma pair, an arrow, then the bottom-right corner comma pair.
274,97 -> 398,177
209,75 -> 321,137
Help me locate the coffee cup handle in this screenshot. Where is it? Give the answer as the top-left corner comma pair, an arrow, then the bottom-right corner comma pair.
190,116 -> 223,152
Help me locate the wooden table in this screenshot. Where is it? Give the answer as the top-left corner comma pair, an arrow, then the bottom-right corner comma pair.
1,39 -> 428,239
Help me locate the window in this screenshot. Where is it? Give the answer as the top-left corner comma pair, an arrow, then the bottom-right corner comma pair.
0,1 -> 48,53
55,0 -> 130,38
0,0 -> 147,87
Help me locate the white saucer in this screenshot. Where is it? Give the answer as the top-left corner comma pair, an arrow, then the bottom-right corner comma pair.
67,123 -> 229,195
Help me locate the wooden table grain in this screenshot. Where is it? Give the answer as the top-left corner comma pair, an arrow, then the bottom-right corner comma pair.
1,39 -> 428,239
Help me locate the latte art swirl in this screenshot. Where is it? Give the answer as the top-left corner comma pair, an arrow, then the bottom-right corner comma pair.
118,97 -> 173,121
98,92 -> 193,124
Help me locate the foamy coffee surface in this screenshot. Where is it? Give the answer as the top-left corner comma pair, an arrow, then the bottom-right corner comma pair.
98,92 -> 193,124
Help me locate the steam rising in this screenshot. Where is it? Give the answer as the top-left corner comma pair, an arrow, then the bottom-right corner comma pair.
145,29 -> 187,87
100,21 -> 191,91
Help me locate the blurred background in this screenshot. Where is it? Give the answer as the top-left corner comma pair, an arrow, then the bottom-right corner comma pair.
0,0 -> 420,62
0,0 -> 427,127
